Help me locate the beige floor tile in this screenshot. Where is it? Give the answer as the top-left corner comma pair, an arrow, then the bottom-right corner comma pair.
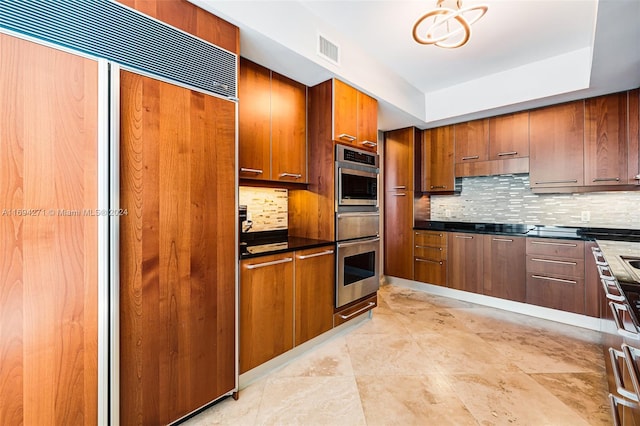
274,336 -> 354,378
530,372 -> 611,425
356,375 -> 478,426
451,371 -> 592,426
347,309 -> 411,336
255,376 -> 366,425
394,306 -> 473,335
382,286 -> 477,311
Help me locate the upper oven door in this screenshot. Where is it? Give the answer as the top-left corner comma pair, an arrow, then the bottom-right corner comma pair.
337,167 -> 378,207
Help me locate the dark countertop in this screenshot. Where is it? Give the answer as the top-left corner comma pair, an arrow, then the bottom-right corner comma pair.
415,220 -> 640,242
240,231 -> 334,259
596,240 -> 640,286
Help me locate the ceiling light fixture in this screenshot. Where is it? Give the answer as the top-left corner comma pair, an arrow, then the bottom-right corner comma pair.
412,0 -> 488,49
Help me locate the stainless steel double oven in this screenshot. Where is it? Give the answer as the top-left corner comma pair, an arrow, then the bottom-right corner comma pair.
335,145 -> 380,308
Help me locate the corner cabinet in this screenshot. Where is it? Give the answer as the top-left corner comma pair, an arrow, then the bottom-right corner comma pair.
333,79 -> 378,152
422,125 -> 455,193
239,58 -> 307,183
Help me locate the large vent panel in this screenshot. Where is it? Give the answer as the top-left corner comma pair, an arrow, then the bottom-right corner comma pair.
0,0 -> 236,98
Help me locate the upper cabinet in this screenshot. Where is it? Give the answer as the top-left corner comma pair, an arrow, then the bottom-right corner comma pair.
422,125 -> 455,193
239,58 -> 307,183
454,118 -> 489,163
489,111 -> 530,160
384,127 -> 419,191
630,89 -> 640,185
530,100 -> 585,189
333,79 -> 379,152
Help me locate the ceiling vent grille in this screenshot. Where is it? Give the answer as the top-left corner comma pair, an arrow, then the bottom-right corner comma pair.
0,0 -> 237,98
318,33 -> 340,66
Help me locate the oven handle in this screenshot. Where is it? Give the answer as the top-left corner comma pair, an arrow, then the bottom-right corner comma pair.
337,237 -> 380,248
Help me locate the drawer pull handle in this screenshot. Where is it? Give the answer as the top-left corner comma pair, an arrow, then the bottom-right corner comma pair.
455,235 -> 473,239
530,275 -> 576,284
245,257 -> 293,269
609,393 -> 639,426
415,258 -> 443,265
593,177 -> 620,182
492,238 -> 513,242
339,302 -> 376,320
362,140 -> 377,147
530,241 -> 577,248
392,193 -> 406,196
497,151 -> 518,157
240,167 -> 263,174
279,172 -> 302,179
430,185 -> 446,189
534,179 -> 578,185
601,279 -> 626,302
392,186 -> 406,190
622,344 -> 640,400
338,133 -> 356,142
415,245 -> 442,250
597,264 -> 615,280
609,347 -> 640,401
462,155 -> 479,160
530,258 -> 577,266
609,302 -> 640,340
296,250 -> 334,260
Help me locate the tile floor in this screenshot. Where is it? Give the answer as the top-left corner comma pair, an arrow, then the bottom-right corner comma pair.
184,284 -> 611,425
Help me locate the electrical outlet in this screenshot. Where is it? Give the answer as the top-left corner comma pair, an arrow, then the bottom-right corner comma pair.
581,211 -> 590,222
445,209 -> 451,218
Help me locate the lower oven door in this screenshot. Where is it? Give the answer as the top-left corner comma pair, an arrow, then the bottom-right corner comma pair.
336,236 -> 380,308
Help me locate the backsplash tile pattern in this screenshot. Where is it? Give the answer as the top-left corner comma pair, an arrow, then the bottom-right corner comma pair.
239,186 -> 288,232
430,174 -> 640,229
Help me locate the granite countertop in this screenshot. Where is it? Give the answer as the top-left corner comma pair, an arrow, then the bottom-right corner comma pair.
596,240 -> 640,286
240,231 -> 334,259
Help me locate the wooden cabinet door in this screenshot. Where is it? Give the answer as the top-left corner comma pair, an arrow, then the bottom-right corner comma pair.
585,92 -> 628,186
384,191 -> 413,279
482,235 -> 526,302
422,126 -> 455,192
0,34 -> 99,426
333,79 -> 358,145
454,118 -> 489,163
239,58 -> 271,180
628,89 -> 640,185
489,111 -> 529,159
530,101 -> 585,188
294,246 -> 335,346
384,127 -> 415,191
357,91 -> 378,152
240,254 -> 294,373
120,70 -> 236,425
448,233 -> 483,293
272,71 -> 307,183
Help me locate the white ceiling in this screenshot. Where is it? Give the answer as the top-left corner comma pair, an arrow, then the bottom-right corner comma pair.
191,0 -> 640,130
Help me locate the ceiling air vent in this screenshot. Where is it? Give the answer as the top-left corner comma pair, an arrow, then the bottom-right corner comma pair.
317,33 -> 340,66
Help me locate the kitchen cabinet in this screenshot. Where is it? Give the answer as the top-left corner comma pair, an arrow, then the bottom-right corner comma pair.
241,245 -> 335,371
239,58 -> 307,183
414,231 -> 448,286
295,246 -> 336,346
119,69 -> 237,424
334,293 -> 378,326
422,125 -> 455,193
525,238 -> 586,314
529,100 -> 585,189
482,235 -> 526,302
448,232 -> 483,293
629,89 -> 640,185
585,92 -> 628,187
333,79 -> 379,152
0,33 -> 99,425
454,118 -> 489,163
384,127 -> 420,280
489,111 -> 530,160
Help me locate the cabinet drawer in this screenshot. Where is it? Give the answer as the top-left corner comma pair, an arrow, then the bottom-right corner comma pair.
526,274 -> 585,314
526,238 -> 584,259
334,293 -> 377,326
414,245 -> 447,260
415,230 -> 447,247
526,255 -> 585,278
414,258 -> 447,286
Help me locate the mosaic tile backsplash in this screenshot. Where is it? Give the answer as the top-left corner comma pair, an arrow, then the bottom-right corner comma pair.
239,186 -> 288,232
429,174 -> 640,229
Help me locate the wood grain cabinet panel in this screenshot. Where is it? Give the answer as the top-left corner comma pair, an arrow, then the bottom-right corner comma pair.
119,70 -> 236,425
384,127 -> 418,192
357,91 -> 379,151
454,118 -> 489,163
414,231 -> 448,287
422,126 -> 455,192
489,111 -> 529,159
628,89 -> 640,185
483,235 -> 526,302
585,92 -> 628,186
333,79 -> 359,145
529,101 -> 585,188
384,191 -> 414,279
294,246 -> 335,346
0,33 -> 99,426
448,233 -> 483,293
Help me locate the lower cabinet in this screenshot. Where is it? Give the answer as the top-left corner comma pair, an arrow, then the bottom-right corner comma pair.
334,293 -> 378,327
240,245 -> 335,373
414,230 -> 447,286
525,238 -> 586,314
483,235 -> 526,302
448,232 -> 483,293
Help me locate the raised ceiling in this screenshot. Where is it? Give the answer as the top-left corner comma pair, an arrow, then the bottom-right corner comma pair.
191,0 -> 640,130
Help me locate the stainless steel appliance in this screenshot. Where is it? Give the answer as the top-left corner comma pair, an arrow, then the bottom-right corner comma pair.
335,145 -> 381,308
